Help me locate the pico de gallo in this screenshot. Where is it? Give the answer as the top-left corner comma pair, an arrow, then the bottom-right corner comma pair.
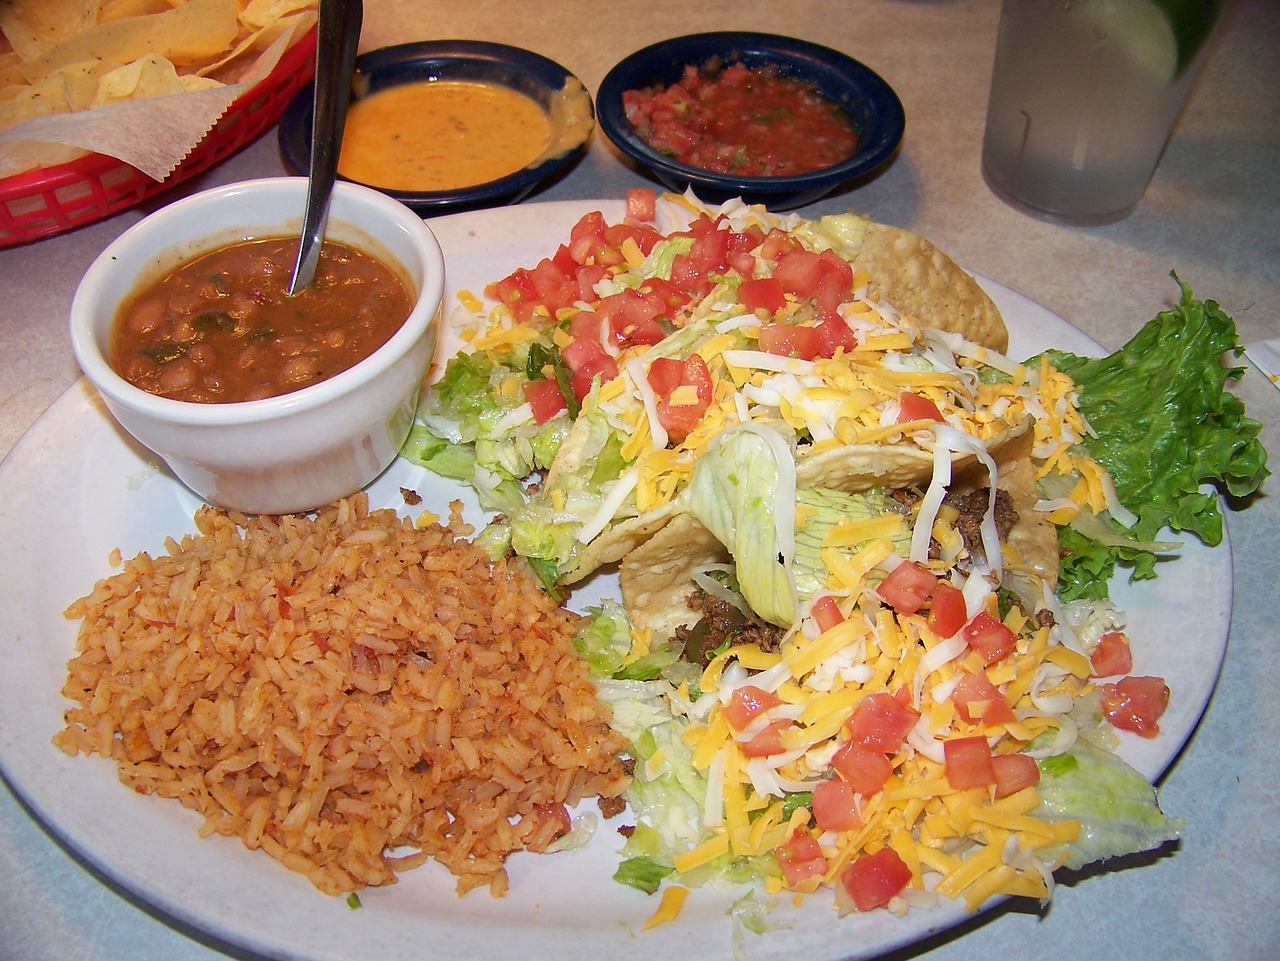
623,61 -> 860,177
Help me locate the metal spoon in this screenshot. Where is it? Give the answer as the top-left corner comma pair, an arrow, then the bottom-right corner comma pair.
288,0 -> 364,295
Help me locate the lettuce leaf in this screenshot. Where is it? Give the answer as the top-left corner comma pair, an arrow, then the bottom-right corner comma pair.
1039,275 -> 1269,598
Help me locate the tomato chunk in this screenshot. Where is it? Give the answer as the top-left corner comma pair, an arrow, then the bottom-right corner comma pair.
757,320 -> 821,360
522,378 -> 567,424
877,560 -> 938,615
741,719 -> 792,758
739,276 -> 787,316
722,684 -> 782,730
839,848 -> 912,913
626,187 -> 656,222
846,692 -> 918,752
814,314 -> 857,357
831,742 -> 893,797
950,671 -> 1016,726
943,735 -> 996,790
962,611 -> 1018,665
1100,676 -> 1170,737
811,777 -> 862,831
896,391 -> 944,425
561,335 -> 618,399
991,753 -> 1040,798
647,354 -> 714,443
1091,631 -> 1134,677
811,595 -> 845,633
772,248 -> 825,297
776,833 -> 828,889
927,582 -> 967,638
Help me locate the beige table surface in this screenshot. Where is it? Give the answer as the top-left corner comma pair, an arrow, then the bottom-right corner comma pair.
2,1 -> 1277,959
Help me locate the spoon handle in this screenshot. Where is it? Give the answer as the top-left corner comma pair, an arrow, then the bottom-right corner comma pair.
289,0 -> 364,295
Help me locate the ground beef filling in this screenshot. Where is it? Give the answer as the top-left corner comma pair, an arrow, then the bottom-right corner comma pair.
675,593 -> 787,665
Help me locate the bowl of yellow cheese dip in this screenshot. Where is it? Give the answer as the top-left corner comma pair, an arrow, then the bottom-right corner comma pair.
279,41 -> 594,214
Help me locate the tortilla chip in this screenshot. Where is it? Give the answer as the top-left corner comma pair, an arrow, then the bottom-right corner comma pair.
21,0 -> 239,82
239,0 -> 320,30
0,0 -> 99,63
0,75 -> 74,127
92,54 -> 190,107
620,513 -> 729,638
852,221 -> 1008,353
98,0 -> 176,24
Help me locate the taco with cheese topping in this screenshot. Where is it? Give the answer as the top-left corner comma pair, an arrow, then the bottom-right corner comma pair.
406,191 -> 1047,590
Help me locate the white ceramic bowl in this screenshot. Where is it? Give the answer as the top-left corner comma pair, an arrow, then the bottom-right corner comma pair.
69,177 -> 444,515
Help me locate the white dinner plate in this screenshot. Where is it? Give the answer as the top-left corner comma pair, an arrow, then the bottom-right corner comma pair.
0,200 -> 1232,961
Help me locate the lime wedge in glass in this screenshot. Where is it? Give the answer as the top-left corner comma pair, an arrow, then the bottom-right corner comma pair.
1074,0 -> 1220,82
1155,0 -> 1221,74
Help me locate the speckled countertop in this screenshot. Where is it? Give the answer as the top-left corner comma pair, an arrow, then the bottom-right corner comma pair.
2,2 -> 1277,959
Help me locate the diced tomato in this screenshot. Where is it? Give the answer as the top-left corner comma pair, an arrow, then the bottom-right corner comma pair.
1091,631 -> 1134,677
522,379 -> 568,424
757,321 -> 821,360
773,834 -> 824,885
773,829 -> 824,890
574,263 -> 608,302
814,250 -> 854,312
927,582 -> 967,639
814,314 -> 857,357
690,224 -> 730,273
962,611 -> 1018,665
876,560 -> 938,615
639,276 -> 692,313
896,391 -> 944,425
846,692 -> 919,752
741,719 -> 792,758
991,753 -> 1040,799
487,268 -> 539,318
570,210 -> 608,244
949,671 -> 1016,726
831,742 -> 893,797
811,595 -> 845,633
668,251 -> 712,297
943,735 -> 996,790
1100,676 -> 1170,738
626,187 -> 656,222
738,276 -> 787,316
772,248 -> 826,297
561,336 -> 618,399
728,224 -> 765,255
839,848 -> 912,913
726,225 -> 765,275
811,777 -> 862,831
776,832 -> 828,888
551,243 -> 578,275
722,684 -> 783,730
599,290 -> 665,346
759,227 -> 796,262
647,354 -> 713,443
535,801 -> 572,839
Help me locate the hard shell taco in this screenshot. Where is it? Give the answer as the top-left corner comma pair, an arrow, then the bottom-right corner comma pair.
407,191 -> 1034,589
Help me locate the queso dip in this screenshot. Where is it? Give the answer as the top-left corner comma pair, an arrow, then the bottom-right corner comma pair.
338,80 -> 552,191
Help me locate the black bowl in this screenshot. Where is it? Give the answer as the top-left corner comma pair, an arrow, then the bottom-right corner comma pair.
279,40 -> 594,215
596,32 -> 904,210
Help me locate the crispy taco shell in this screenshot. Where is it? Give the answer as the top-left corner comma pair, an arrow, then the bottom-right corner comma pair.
620,426 -> 1058,640
845,220 -> 1008,353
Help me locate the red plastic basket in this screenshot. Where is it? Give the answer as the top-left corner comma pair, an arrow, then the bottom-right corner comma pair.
0,24 -> 317,250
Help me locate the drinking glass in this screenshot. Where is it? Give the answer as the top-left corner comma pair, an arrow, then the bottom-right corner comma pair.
981,0 -> 1220,225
